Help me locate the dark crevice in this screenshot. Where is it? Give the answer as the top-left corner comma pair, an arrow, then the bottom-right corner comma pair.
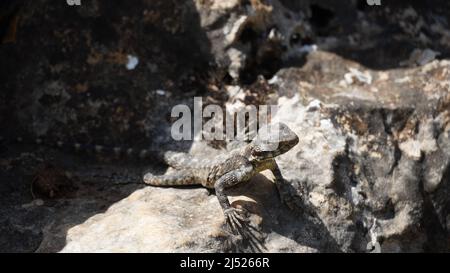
237,24 -> 260,44
372,199 -> 396,220
310,4 -> 334,29
356,0 -> 365,11
380,108 -> 415,136
420,164 -> 449,252
387,143 -> 402,175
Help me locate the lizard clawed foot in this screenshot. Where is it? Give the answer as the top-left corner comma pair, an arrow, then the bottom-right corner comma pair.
224,207 -> 248,233
223,207 -> 266,253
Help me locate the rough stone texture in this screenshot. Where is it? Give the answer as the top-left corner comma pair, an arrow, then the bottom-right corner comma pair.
1,0 -> 449,252
60,142 -> 327,253
60,174 -> 319,253
194,0 -> 312,83
270,51 -> 450,252
1,0 -> 212,149
59,52 -> 450,253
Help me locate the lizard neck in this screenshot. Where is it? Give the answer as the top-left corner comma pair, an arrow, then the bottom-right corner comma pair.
253,158 -> 276,173
241,143 -> 276,171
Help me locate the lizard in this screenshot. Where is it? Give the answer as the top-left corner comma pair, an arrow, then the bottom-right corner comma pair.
142,122 -> 299,237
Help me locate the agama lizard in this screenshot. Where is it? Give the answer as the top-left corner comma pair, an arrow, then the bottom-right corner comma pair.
143,122 -> 299,235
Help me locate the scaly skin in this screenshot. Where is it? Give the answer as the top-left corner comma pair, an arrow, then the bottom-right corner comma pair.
143,122 -> 299,240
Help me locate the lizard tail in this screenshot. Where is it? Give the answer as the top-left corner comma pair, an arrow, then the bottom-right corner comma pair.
162,151 -> 194,169
143,170 -> 199,186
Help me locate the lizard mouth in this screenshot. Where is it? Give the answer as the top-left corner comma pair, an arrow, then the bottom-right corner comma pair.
253,135 -> 299,157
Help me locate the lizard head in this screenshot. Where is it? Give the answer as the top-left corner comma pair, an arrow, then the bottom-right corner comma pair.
251,122 -> 299,159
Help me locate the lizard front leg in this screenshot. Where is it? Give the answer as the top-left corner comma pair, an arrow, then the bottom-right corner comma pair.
215,165 -> 267,252
214,165 -> 253,231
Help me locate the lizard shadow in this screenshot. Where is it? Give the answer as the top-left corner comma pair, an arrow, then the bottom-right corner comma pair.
225,174 -> 342,253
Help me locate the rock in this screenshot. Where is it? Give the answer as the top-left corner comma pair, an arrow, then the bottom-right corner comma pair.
60,143 -> 332,253
0,0 -> 212,150
61,187 -> 224,253
195,0 -> 313,82
61,51 -> 449,253
1,0 -> 450,253
270,51 -> 450,252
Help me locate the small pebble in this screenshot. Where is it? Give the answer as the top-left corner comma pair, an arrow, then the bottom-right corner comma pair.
126,55 -> 139,70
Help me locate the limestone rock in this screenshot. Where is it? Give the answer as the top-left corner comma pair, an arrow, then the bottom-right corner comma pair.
270,52 -> 450,252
